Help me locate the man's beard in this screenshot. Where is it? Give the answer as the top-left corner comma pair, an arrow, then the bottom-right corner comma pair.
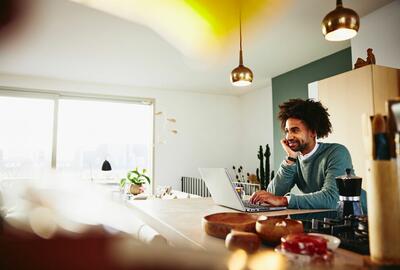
288,139 -> 307,152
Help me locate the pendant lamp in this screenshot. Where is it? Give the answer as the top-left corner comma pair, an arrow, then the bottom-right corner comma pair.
231,9 -> 253,87
322,0 -> 360,42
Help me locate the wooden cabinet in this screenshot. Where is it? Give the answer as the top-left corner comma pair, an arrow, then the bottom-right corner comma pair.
309,65 -> 400,187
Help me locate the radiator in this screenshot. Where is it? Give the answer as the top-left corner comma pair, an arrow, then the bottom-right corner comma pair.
181,176 -> 260,197
181,176 -> 211,197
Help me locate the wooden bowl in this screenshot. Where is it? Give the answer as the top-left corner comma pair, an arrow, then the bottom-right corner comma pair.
256,217 -> 304,244
202,212 -> 259,239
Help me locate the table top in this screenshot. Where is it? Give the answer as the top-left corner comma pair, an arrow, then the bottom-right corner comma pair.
125,197 -> 365,267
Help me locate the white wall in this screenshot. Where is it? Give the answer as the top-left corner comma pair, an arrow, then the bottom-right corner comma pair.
351,1 -> 400,68
0,0 -> 276,191
238,85 -> 274,178
0,74 -> 241,191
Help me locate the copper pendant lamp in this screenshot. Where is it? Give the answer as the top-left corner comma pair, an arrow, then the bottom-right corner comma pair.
322,0 -> 360,42
231,9 -> 253,87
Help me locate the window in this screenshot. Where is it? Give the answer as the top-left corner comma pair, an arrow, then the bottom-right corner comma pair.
0,96 -> 54,179
56,99 -> 153,181
0,90 -> 154,188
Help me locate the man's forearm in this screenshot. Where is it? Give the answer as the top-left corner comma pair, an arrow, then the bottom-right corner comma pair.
267,160 -> 297,196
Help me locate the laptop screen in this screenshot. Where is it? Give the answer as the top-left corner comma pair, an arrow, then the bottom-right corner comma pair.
199,168 -> 245,211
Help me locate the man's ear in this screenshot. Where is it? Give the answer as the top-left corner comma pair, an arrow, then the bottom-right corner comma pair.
311,130 -> 317,139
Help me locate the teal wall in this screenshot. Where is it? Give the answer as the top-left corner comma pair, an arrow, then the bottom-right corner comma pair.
271,47 -> 352,170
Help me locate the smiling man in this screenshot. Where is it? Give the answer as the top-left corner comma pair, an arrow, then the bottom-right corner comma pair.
250,99 -> 355,209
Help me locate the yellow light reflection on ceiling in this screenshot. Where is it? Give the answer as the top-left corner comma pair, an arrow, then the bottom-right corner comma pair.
184,0 -> 265,37
70,0 -> 288,61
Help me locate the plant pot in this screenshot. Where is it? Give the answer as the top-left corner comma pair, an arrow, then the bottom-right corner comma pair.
129,184 -> 143,195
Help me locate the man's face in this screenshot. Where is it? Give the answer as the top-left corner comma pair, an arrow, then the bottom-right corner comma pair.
284,118 -> 316,153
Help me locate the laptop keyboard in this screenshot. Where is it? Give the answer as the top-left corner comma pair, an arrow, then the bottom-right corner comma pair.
243,200 -> 264,208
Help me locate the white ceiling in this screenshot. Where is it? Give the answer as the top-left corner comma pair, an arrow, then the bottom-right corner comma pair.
0,0 -> 393,95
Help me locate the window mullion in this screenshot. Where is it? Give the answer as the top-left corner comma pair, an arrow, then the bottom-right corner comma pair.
51,97 -> 59,169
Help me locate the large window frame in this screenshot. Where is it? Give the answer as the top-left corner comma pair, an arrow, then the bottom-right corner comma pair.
0,86 -> 155,192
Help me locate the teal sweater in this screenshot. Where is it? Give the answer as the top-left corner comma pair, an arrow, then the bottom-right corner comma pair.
267,143 -> 366,209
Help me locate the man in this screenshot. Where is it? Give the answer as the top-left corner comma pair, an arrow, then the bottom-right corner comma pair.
250,99 -> 365,209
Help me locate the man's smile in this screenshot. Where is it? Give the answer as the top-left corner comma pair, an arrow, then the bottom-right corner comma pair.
288,140 -> 298,148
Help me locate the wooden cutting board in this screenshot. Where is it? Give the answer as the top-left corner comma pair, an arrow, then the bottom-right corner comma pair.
367,160 -> 400,265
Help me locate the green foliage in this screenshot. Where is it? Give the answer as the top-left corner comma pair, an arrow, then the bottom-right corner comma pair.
120,167 -> 151,187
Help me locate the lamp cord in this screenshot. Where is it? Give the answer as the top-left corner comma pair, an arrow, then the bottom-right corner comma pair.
239,8 -> 242,52
239,6 -> 243,65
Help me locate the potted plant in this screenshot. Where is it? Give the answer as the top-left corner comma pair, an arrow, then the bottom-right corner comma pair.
120,167 -> 151,195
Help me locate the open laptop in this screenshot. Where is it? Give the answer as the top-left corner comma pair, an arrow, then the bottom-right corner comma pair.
199,168 -> 287,212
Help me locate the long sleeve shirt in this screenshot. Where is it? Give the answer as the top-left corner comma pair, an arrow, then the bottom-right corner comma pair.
267,143 -> 367,209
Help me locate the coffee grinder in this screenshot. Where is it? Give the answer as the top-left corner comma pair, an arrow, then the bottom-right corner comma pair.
335,168 -> 363,219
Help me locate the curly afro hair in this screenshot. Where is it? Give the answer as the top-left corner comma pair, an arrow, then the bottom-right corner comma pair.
278,99 -> 332,138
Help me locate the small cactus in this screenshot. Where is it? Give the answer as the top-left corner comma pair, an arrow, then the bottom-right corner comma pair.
264,144 -> 271,187
257,144 -> 273,190
258,145 -> 266,190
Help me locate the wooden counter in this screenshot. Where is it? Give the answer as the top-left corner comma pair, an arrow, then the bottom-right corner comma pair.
126,198 -> 365,267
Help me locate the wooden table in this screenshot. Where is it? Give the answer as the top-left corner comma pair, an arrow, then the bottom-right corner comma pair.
126,198 -> 365,267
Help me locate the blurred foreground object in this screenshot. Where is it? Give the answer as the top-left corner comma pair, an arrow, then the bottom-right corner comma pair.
0,0 -> 17,29
366,159 -> 400,265
225,230 -> 260,253
0,220 -> 230,270
0,0 -> 26,40
0,178 -> 226,269
364,114 -> 400,265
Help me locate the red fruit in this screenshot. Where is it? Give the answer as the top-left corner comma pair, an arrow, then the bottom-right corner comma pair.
281,234 -> 328,255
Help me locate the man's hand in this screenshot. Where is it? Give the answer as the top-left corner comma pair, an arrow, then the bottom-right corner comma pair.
249,190 -> 288,206
280,139 -> 298,159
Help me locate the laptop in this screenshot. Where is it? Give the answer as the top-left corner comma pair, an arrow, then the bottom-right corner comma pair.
198,168 -> 287,212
